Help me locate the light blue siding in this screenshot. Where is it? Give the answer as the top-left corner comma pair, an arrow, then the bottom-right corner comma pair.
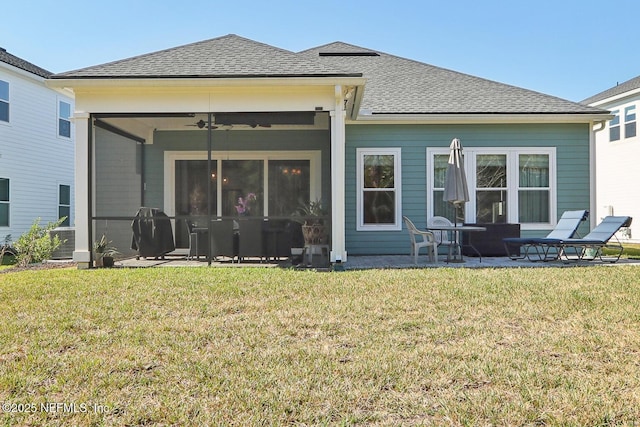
345,123 -> 591,255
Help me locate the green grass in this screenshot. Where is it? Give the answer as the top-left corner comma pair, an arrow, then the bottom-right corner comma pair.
1,267 -> 640,425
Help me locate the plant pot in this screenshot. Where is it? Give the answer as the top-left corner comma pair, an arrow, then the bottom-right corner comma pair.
93,255 -> 103,268
302,224 -> 327,245
102,256 -> 115,268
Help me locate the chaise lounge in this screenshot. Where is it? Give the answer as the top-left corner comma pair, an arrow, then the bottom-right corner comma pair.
554,215 -> 632,263
503,210 -> 589,261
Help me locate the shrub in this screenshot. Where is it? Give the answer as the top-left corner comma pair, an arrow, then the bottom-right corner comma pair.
13,218 -> 66,267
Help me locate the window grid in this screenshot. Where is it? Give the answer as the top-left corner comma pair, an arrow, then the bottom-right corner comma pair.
356,148 -> 402,231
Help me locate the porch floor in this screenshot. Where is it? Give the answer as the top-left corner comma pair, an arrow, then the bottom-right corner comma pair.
114,250 -> 640,269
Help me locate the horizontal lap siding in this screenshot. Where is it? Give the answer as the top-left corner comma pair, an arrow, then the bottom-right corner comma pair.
345,123 -> 591,255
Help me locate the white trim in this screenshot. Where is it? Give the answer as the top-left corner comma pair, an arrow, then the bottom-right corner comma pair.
352,113 -> 612,125
57,98 -> 72,139
427,147 -> 556,230
356,147 -> 402,231
0,177 -> 9,227
0,78 -> 10,125
163,150 -> 321,217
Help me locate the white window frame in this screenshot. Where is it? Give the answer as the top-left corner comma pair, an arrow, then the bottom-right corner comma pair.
163,150 -> 321,218
609,110 -> 621,142
0,177 -> 9,227
58,99 -> 72,139
58,184 -> 71,226
427,147 -> 556,230
0,79 -> 9,124
624,105 -> 636,139
356,147 -> 402,231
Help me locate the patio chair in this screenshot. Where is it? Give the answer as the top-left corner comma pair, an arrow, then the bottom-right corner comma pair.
503,210 -> 589,261
554,216 -> 632,263
403,216 -> 438,264
210,220 -> 236,261
427,216 -> 460,260
238,218 -> 265,262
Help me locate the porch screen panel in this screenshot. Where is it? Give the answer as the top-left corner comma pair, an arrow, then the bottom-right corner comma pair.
221,160 -> 264,217
268,160 -> 310,217
93,126 -> 143,254
175,160 -> 217,248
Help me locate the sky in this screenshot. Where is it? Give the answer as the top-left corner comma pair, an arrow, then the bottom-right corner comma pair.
3,0 -> 639,102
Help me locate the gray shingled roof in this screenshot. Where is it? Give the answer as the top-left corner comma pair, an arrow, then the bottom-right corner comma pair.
582,75 -> 640,105
51,34 -> 607,116
300,42 -> 605,115
53,34 -> 359,79
0,47 -> 52,78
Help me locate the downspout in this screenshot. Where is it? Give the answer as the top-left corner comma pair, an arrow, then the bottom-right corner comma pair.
590,119 -> 607,229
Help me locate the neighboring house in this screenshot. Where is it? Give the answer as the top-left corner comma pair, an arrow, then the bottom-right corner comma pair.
47,34 -> 610,268
0,48 -> 75,247
583,78 -> 640,242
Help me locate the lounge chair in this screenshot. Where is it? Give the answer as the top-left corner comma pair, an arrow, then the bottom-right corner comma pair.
403,216 -> 438,264
503,210 -> 589,261
554,216 -> 632,263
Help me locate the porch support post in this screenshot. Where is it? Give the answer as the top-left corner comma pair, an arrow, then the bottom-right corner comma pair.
330,85 -> 347,263
73,112 -> 92,269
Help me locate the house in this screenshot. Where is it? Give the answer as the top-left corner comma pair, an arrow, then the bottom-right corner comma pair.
0,48 -> 75,249
46,34 -> 610,268
583,77 -> 640,242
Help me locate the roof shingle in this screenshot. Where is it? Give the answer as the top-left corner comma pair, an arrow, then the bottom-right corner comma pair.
582,75 -> 640,105
0,48 -> 52,78
51,35 -> 607,116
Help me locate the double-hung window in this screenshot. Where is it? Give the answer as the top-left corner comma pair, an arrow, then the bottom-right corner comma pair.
624,105 -> 636,139
0,80 -> 8,123
428,147 -> 555,229
0,178 -> 9,227
58,100 -> 71,138
59,184 -> 71,226
356,148 -> 402,231
610,110 -> 620,141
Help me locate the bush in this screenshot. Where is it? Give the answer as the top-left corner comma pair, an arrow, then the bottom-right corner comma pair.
13,218 -> 66,267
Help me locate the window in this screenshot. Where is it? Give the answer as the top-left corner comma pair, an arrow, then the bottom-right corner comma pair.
476,154 -> 507,223
0,178 -> 8,227
357,148 -> 402,231
610,110 -> 620,141
59,184 -> 71,226
428,148 -> 555,229
518,154 -> 550,223
0,80 -> 8,123
58,100 -> 71,138
625,105 -> 636,139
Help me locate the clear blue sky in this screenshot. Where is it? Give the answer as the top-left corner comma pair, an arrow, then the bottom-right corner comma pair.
3,0 -> 639,102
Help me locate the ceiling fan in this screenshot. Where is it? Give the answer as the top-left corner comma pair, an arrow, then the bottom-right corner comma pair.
185,119 -> 219,129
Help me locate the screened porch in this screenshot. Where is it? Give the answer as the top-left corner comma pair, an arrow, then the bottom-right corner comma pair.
90,112 -> 332,265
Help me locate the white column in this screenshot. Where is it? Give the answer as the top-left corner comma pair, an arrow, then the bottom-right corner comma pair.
330,86 -> 347,263
72,112 -> 91,268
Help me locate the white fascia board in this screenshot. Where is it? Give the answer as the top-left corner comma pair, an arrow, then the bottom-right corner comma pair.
46,76 -> 366,90
588,88 -> 640,108
349,113 -> 614,124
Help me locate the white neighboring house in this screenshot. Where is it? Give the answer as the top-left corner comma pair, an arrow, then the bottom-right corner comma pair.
0,47 -> 75,249
584,76 -> 640,243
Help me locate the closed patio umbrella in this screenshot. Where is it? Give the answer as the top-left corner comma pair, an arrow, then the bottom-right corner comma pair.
443,138 -> 469,260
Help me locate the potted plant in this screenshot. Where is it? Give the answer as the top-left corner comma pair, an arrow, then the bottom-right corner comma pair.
93,234 -> 119,268
293,199 -> 328,245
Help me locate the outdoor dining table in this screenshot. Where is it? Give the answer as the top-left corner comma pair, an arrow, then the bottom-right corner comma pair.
426,224 -> 487,263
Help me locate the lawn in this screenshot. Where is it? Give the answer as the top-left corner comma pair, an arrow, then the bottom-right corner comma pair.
1,266 -> 640,426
